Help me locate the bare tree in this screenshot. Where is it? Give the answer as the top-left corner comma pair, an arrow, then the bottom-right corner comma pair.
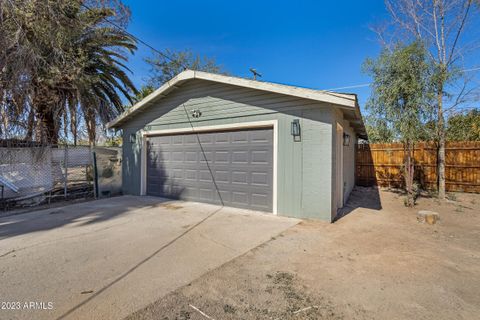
376,0 -> 480,199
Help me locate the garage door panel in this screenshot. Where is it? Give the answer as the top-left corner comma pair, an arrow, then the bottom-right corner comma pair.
231,171 -> 249,184
147,128 -> 273,212
251,150 -> 271,164
251,193 -> 269,207
199,134 -> 214,144
251,172 -> 269,186
199,151 -> 214,162
214,170 -> 230,183
232,151 -> 249,164
183,135 -> 197,144
250,130 -> 271,142
184,151 -> 197,162
214,151 -> 230,163
231,192 -> 248,204
215,134 -> 230,144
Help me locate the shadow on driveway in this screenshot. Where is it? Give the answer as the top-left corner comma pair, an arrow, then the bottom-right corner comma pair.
0,196 -> 170,240
0,196 -> 299,320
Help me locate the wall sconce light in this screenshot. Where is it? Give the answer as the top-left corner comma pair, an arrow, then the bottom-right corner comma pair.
343,133 -> 350,146
291,119 -> 301,138
129,133 -> 136,144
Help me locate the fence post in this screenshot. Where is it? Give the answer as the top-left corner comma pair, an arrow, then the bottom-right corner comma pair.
92,149 -> 99,199
64,145 -> 68,199
1,184 -> 5,212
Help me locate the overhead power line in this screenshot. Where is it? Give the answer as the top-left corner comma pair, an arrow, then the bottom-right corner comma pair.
81,3 -> 480,94
462,66 -> 480,72
80,3 -> 187,68
323,67 -> 480,92
81,3 -> 226,209
322,83 -> 372,91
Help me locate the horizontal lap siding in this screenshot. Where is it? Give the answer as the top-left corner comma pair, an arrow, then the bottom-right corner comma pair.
121,79 -> 333,219
124,81 -> 322,130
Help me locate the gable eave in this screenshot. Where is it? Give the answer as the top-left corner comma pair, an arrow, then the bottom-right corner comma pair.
107,70 -> 358,129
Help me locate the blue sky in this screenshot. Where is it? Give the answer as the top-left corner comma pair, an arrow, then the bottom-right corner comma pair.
122,0 -> 478,111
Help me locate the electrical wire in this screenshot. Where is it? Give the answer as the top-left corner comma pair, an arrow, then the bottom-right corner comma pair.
81,2 -> 480,101
321,83 -> 372,91
324,67 -> 480,92
80,3 -> 188,69
79,3 -> 358,100
181,104 -> 225,206
79,5 -> 225,230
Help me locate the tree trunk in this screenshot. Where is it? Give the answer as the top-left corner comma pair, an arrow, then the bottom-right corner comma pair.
35,106 -> 58,145
25,108 -> 35,140
437,88 -> 446,199
70,107 -> 77,146
85,107 -> 96,146
404,142 -> 415,207
32,87 -> 60,145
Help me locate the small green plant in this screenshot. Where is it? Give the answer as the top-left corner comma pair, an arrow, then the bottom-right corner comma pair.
223,304 -> 236,314
447,193 -> 457,202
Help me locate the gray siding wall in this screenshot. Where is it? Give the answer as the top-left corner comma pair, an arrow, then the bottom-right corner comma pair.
119,79 -> 335,220
333,109 -> 357,213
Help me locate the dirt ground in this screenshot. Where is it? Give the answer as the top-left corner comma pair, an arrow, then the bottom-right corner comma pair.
126,187 -> 480,320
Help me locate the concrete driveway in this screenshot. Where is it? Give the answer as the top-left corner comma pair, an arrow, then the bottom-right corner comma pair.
0,196 -> 299,320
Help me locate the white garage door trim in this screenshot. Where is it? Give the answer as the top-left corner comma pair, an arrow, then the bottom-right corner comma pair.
140,120 -> 278,215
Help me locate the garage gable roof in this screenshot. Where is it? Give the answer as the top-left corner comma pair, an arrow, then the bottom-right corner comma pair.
108,70 -> 363,132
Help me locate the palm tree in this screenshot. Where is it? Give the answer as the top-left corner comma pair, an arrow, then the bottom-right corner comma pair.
67,6 -> 138,144
36,4 -> 138,144
1,1 -> 137,144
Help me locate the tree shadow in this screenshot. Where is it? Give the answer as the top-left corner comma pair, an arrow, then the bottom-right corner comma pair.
145,142 -> 185,199
0,196 -> 172,240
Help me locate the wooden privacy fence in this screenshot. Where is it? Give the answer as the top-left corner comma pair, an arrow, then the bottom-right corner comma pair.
355,141 -> 480,193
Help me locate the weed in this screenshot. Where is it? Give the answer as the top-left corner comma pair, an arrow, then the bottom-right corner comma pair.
447,193 -> 457,202
223,304 -> 236,314
177,309 -> 190,320
273,271 -> 294,286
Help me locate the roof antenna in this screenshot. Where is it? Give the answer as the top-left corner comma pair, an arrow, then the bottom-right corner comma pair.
249,68 -> 262,80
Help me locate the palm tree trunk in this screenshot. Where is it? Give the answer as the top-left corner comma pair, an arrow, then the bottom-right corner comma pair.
85,107 -> 96,146
69,105 -> 78,146
33,87 -> 59,145
35,106 -> 58,145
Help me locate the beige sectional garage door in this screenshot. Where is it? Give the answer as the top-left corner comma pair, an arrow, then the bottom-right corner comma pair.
146,128 -> 273,212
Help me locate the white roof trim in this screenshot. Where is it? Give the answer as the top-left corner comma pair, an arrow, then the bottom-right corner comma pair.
107,69 -> 359,128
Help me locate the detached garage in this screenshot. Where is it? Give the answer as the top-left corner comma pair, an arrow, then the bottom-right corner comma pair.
108,70 -> 366,221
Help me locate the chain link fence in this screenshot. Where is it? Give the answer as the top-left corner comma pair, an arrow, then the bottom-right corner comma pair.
0,143 -> 122,212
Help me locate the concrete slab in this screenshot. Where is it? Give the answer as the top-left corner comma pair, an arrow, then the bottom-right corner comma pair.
0,196 -> 299,320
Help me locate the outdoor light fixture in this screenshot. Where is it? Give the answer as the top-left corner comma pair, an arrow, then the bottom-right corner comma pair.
291,119 -> 301,138
343,133 -> 351,146
129,133 -> 136,144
